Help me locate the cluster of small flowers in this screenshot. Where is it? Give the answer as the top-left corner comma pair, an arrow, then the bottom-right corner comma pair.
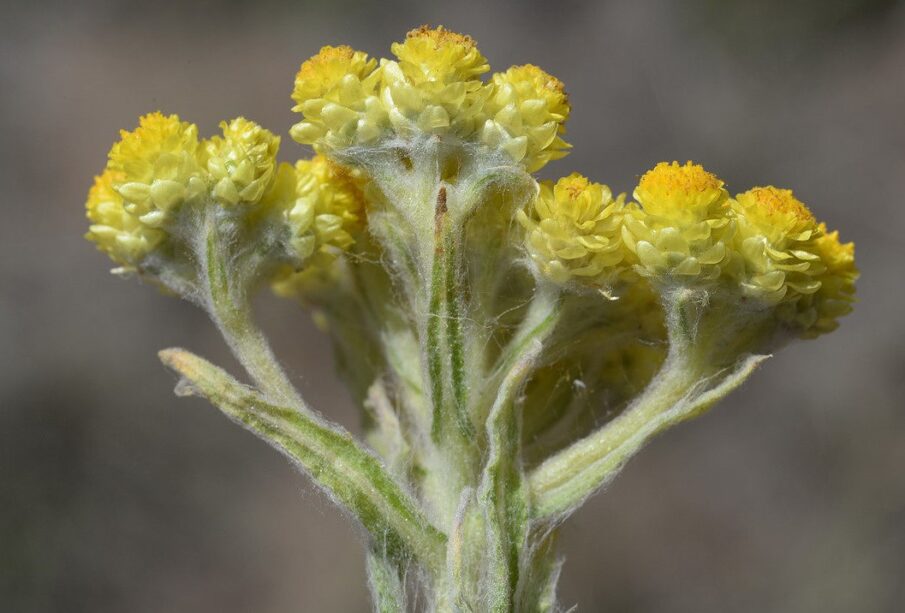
85,112 -> 364,284
519,161 -> 857,338
86,25 -> 856,341
289,25 -> 570,172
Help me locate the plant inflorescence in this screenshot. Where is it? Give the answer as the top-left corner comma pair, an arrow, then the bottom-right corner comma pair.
85,25 -> 857,612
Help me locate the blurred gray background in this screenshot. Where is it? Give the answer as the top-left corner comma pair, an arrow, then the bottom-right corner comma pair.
2,0 -> 904,611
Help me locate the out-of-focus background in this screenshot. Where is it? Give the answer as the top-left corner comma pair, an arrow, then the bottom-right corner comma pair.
1,0 -> 903,610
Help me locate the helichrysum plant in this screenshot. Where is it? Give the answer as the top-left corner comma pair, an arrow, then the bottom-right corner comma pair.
85,25 -> 858,612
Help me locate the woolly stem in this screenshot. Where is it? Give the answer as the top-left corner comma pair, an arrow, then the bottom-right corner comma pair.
477,345 -> 544,610
366,550 -> 407,613
427,234 -> 446,441
527,293 -> 769,520
160,348 -> 448,569
201,215 -> 303,408
445,234 -> 472,438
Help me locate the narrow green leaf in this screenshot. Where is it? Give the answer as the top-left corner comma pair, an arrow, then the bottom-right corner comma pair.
159,348 -> 447,569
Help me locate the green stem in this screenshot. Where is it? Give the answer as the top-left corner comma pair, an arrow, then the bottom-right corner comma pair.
480,282 -> 560,421
528,350 -> 768,520
160,348 -> 448,569
455,280 -> 559,610
477,347 -> 543,611
366,550 -> 406,613
427,236 -> 446,441
202,216 -> 302,409
445,235 -> 472,438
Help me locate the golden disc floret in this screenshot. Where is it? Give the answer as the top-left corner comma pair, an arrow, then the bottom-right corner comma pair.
633,161 -> 727,221
390,25 -> 489,84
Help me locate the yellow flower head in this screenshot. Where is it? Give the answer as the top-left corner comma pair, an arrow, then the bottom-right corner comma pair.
273,155 -> 366,296
107,112 -> 206,226
482,64 -> 571,172
296,155 -> 365,251
380,25 -> 492,138
274,155 -> 365,264
290,45 -> 384,149
518,173 -> 627,287
730,187 -> 824,305
633,161 -> 727,222
775,222 -> 858,337
293,45 -> 378,104
390,25 -> 490,85
85,168 -> 164,268
623,161 -> 731,281
204,117 -> 280,206
289,27 -> 571,164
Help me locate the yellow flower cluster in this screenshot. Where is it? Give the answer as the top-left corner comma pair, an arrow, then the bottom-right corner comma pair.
517,173 -> 627,287
86,113 -> 362,274
384,26 -> 491,138
289,26 -> 570,171
289,45 -> 383,149
728,187 -> 857,337
797,225 -> 857,337
518,160 -> 856,336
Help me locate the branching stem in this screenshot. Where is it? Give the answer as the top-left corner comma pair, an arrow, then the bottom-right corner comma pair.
201,214 -> 303,409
